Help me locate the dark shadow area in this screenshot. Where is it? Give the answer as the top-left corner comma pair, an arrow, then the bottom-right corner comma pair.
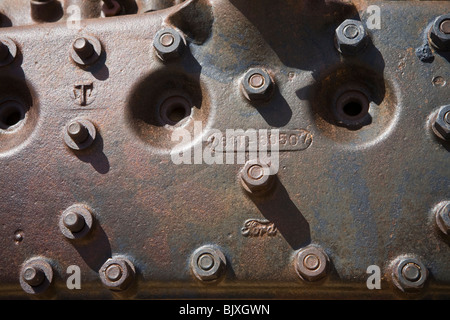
72,221 -> 112,272
249,84 -> 292,128
165,0 -> 214,44
435,50 -> 450,64
228,0 -> 358,73
74,133 -> 110,174
248,177 -> 310,250
120,0 -> 139,14
82,50 -> 110,81
0,13 -> 12,28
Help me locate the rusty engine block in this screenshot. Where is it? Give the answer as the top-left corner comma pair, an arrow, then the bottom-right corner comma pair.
0,0 -> 449,300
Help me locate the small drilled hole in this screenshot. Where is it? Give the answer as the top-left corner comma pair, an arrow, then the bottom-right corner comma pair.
342,101 -> 363,117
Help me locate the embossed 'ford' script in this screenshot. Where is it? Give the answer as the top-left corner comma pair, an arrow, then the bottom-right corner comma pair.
241,219 -> 277,237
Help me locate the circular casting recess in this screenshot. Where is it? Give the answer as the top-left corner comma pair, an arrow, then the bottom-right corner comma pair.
0,77 -> 38,155
310,64 -> 399,148
126,67 -> 212,153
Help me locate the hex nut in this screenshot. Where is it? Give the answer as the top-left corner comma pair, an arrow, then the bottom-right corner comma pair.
30,0 -> 61,22
429,14 -> 450,51
19,258 -> 53,294
59,204 -> 94,240
432,105 -> 450,140
153,28 -> 186,61
102,0 -> 122,17
190,245 -> 226,282
241,68 -> 274,102
335,19 -> 369,55
240,160 -> 275,194
70,35 -> 102,66
294,245 -> 330,282
435,201 -> 450,236
391,257 -> 428,293
99,257 -> 135,291
63,119 -> 97,150
0,37 -> 17,67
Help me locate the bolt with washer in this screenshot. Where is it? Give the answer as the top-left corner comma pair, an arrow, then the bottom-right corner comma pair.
429,14 -> 450,51
240,160 -> 275,194
70,36 -> 102,66
63,119 -> 97,151
19,258 -> 54,294
391,256 -> 428,293
241,68 -> 274,102
435,201 -> 450,236
294,245 -> 330,282
432,105 -> 450,140
153,27 -> 186,61
59,204 -> 94,240
335,19 -> 369,55
99,257 -> 135,291
190,245 -> 226,282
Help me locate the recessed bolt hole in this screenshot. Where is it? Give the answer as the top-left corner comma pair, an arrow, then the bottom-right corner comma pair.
0,101 -> 25,130
160,96 -> 192,126
343,101 -> 364,117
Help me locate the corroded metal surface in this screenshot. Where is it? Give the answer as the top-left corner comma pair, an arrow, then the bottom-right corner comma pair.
0,0 -> 449,299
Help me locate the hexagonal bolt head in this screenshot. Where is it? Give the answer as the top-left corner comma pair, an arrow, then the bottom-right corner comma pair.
19,258 -> 53,294
294,245 -> 330,282
240,160 -> 275,194
153,28 -> 186,61
435,201 -> 450,236
30,0 -> 61,22
99,257 -> 135,291
391,257 -> 428,293
432,105 -> 450,140
241,68 -> 275,102
335,19 -> 369,55
59,204 -> 94,240
102,0 -> 122,17
429,14 -> 450,51
190,245 -> 226,282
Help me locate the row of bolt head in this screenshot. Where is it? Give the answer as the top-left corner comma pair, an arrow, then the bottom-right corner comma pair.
19,249 -> 431,294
